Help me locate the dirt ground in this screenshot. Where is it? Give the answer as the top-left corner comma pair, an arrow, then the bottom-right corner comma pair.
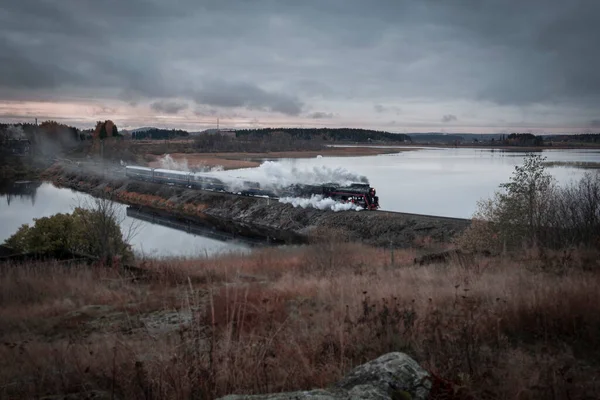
148,146 -> 417,170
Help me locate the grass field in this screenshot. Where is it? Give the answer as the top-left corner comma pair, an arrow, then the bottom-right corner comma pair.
2,242 -> 599,399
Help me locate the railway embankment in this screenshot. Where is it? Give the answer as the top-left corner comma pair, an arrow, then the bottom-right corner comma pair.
45,162 -> 471,248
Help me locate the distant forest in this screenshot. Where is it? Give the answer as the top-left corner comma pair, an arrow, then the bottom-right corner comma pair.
131,128 -> 190,140
234,128 -> 411,143
548,133 -> 600,143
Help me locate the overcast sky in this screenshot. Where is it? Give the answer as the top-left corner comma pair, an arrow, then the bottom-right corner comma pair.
1,0 -> 599,133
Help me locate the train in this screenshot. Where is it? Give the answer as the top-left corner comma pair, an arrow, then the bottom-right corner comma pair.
125,165 -> 380,210
279,183 -> 379,210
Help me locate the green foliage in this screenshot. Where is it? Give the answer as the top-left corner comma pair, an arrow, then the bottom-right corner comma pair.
112,125 -> 120,137
458,154 -> 556,252
99,124 -> 108,139
4,207 -> 133,261
495,153 -> 555,244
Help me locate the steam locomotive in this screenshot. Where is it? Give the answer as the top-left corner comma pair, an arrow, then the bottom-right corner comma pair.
281,183 -> 379,210
125,165 -> 379,210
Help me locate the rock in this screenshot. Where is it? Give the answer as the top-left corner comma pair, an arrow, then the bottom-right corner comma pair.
216,352 -> 431,400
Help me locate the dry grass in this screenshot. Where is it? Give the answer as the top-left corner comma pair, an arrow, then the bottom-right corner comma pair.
1,245 -> 600,399
148,153 -> 261,170
145,147 -> 415,171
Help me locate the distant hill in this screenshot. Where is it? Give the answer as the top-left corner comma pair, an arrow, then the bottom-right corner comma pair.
130,127 -> 155,133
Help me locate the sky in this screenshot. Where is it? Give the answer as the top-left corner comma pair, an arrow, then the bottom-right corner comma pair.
1,0 -> 600,134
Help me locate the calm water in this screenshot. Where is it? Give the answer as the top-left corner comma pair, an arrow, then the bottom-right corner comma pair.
224,147 -> 600,218
0,182 -> 250,257
1,148 -> 598,255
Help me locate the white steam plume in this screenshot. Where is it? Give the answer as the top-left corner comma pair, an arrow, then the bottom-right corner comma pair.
157,154 -> 224,173
208,160 -> 369,193
158,154 -> 190,171
279,195 -> 363,212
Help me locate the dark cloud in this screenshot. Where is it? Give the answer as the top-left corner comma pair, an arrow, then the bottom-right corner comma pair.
150,101 -> 188,114
193,108 -> 244,119
194,108 -> 218,117
590,119 -> 600,128
192,80 -> 303,116
0,0 -> 599,129
374,104 -> 401,115
442,114 -> 458,123
309,112 -> 335,119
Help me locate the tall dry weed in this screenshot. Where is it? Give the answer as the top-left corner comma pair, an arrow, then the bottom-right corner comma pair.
2,245 -> 600,399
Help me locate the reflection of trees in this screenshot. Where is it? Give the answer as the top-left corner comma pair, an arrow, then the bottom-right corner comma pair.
1,181 -> 42,206
125,206 -> 270,246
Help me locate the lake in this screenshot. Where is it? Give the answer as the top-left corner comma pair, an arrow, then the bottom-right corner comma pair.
214,147 -> 600,218
1,147 -> 598,256
0,182 -> 251,258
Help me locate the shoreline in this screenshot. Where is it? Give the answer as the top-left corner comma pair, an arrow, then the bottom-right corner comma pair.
43,162 -> 470,249
401,143 -> 600,151
147,146 -> 417,170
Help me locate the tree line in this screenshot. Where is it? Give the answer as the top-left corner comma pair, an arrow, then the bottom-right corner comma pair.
235,128 -> 411,143
131,129 -> 190,140
193,131 -> 323,152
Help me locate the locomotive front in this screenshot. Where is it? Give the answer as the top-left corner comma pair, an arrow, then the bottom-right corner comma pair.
367,186 -> 379,210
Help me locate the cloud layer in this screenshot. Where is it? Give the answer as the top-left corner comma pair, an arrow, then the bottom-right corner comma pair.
1,0 -> 599,132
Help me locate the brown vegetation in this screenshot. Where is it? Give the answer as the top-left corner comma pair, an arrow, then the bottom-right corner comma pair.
148,154 -> 261,170
457,155 -> 600,254
2,242 -> 600,399
144,146 -> 415,171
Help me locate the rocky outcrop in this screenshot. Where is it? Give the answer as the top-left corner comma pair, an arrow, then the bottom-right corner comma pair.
217,352 -> 432,400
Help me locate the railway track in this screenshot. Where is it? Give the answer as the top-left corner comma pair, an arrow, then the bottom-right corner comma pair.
373,210 -> 470,223
70,162 -> 471,224
127,175 -> 471,224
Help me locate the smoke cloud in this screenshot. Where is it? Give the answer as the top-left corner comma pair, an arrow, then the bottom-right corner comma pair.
148,157 -> 371,200
279,195 -> 363,212
157,154 -> 190,171
209,160 -> 369,193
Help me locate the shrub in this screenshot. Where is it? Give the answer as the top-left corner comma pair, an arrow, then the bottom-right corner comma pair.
4,200 -> 134,263
457,154 -> 600,253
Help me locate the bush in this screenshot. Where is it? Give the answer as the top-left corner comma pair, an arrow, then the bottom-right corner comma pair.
457,154 -> 600,253
4,204 -> 134,263
549,171 -> 600,247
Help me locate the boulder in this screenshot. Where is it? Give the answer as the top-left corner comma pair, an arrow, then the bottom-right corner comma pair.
217,352 -> 431,400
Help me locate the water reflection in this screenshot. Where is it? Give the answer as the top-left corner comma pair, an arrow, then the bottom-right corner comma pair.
0,181 -> 41,206
126,206 -> 267,247
0,183 -> 250,257
224,147 -> 600,218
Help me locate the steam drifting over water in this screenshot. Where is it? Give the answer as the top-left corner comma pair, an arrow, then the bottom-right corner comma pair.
279,195 -> 363,212
209,160 -> 369,192
152,156 -> 371,198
